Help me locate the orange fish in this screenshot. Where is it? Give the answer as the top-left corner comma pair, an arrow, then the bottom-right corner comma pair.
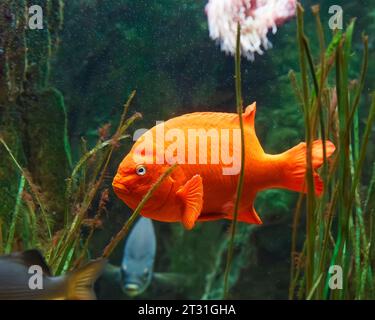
113,103 -> 335,230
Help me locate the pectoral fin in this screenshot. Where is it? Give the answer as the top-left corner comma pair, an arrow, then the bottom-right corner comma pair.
176,175 -> 203,230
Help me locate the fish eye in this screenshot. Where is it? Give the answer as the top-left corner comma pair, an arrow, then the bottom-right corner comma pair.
136,165 -> 147,176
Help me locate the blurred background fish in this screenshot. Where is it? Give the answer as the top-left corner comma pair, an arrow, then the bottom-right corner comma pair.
0,250 -> 106,300
99,217 -> 188,298
120,216 -> 156,296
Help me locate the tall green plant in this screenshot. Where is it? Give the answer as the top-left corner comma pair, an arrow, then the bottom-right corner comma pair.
289,4 -> 374,300
223,23 -> 246,299
0,91 -> 142,274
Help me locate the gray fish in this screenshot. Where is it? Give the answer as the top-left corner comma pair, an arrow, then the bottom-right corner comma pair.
0,250 -> 106,300
120,217 -> 156,297
99,218 -> 191,298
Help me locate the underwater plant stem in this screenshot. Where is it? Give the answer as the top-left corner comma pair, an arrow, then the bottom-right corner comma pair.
74,190 -> 109,268
326,41 -> 347,301
288,70 -> 304,110
366,164 -> 375,296
102,164 -> 178,258
325,22 -> 356,299
223,22 -> 246,299
296,4 -> 309,110
312,5 -> 326,53
289,4 -> 373,300
365,163 -> 375,217
87,92 -> 138,226
0,138 -> 52,239
348,95 -> 375,223
0,219 -> 3,254
63,131 -> 133,227
67,134 -> 130,188
52,96 -> 140,272
117,90 -> 136,135
296,3 -> 315,294
302,35 -> 327,165
307,273 -> 323,300
302,30 -> 330,298
288,6 -> 329,294
318,183 -> 339,266
24,201 -> 37,249
64,91 -> 138,228
311,8 -> 334,298
350,36 -> 370,296
289,193 -> 304,299
347,39 -> 371,299
5,175 -> 25,253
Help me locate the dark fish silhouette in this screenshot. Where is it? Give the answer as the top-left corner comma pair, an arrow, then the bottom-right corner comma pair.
0,250 -> 106,300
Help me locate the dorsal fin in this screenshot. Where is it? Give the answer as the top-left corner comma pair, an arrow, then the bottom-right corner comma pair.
12,250 -> 52,276
243,102 -> 256,127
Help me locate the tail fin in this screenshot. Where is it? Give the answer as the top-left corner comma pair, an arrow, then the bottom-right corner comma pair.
66,259 -> 107,300
281,140 -> 335,196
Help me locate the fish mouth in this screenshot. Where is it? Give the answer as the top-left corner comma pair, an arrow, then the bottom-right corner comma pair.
112,176 -> 130,194
122,283 -> 142,297
112,173 -> 174,212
